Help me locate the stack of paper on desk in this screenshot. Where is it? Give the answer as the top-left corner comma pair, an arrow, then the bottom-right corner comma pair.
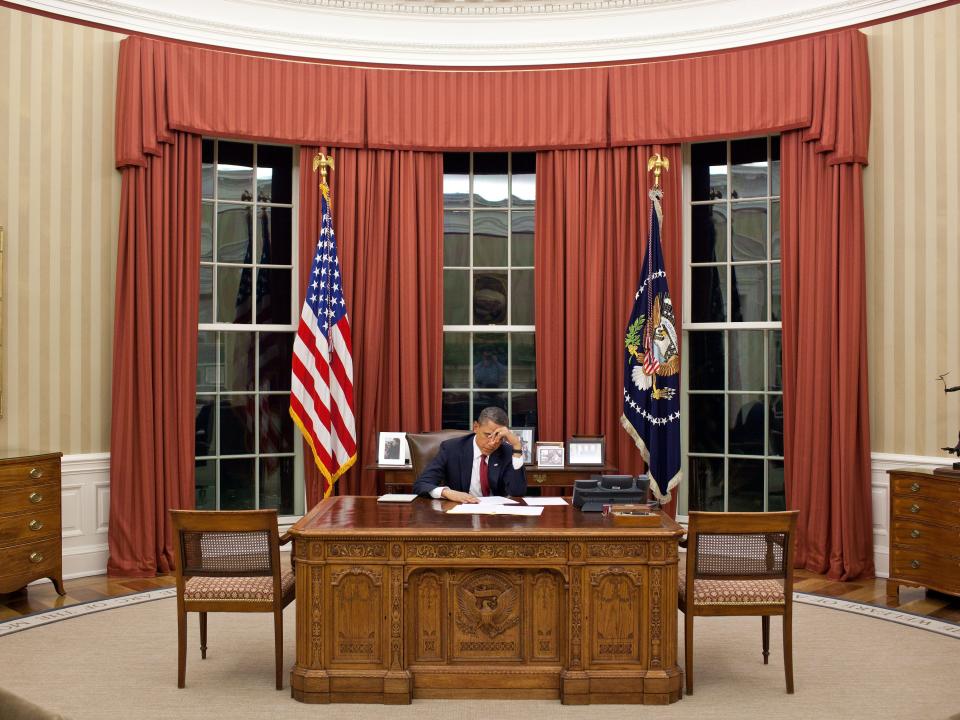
376,494 -> 418,502
446,504 -> 544,516
522,497 -> 568,506
476,496 -> 518,505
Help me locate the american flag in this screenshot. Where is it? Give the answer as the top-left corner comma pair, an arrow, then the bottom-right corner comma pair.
289,185 -> 357,495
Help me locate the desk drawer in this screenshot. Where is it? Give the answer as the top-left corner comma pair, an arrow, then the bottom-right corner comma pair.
0,506 -> 60,545
0,458 -> 60,487
891,475 -> 960,503
891,496 -> 960,525
890,519 -> 960,554
0,481 -> 59,516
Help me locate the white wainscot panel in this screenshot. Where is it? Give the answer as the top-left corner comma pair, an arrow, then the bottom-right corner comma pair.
60,453 -> 111,580
60,483 -> 84,539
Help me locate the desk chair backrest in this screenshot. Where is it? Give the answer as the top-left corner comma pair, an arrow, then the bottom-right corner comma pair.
407,430 -> 472,479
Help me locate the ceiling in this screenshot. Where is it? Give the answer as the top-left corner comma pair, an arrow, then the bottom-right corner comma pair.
12,0 -> 943,65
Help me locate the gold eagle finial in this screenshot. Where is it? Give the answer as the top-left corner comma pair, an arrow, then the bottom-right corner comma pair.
647,154 -> 670,188
312,152 -> 335,184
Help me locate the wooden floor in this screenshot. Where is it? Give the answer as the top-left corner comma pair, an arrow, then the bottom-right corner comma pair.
2,568 -> 959,625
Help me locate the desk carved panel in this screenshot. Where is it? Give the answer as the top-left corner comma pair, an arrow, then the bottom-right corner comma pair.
329,565 -> 384,664
406,541 -> 565,561
589,566 -> 644,663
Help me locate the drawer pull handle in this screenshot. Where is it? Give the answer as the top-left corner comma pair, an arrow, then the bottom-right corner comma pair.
28,492 -> 43,504
29,519 -> 44,531
910,529 -> 920,538
910,482 -> 920,493
911,560 -> 920,569
910,504 -> 920,513
29,467 -> 43,479
29,552 -> 44,564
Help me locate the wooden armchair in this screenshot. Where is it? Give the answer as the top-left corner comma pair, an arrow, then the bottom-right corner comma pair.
679,510 -> 799,695
170,509 -> 295,690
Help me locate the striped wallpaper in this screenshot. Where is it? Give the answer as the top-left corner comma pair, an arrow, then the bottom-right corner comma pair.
0,5 -> 957,457
0,8 -> 121,454
863,5 -> 960,457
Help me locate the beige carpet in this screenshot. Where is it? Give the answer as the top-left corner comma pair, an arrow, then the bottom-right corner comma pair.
1,597 -> 959,720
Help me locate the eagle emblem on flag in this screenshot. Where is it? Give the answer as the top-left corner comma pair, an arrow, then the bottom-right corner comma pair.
625,294 -> 679,400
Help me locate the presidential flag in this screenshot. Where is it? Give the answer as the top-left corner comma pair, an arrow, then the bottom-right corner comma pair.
621,189 -> 682,502
290,184 -> 357,496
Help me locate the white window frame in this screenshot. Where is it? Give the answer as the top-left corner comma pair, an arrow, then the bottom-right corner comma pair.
197,139 -> 304,523
679,138 -> 783,519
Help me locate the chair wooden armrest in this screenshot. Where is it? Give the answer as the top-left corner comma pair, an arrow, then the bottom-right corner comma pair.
279,531 -> 293,546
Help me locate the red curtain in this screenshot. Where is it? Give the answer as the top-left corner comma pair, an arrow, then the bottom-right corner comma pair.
780,32 -> 873,581
107,132 -> 201,576
298,147 -> 444,503
534,145 -> 682,511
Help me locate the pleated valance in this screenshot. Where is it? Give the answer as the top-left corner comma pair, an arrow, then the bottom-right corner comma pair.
116,29 -> 869,165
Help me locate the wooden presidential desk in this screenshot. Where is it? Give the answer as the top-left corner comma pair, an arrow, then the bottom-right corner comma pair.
367,464 -> 619,494
288,496 -> 684,705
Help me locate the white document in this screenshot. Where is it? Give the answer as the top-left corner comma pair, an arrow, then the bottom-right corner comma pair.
446,504 -> 544,517
377,494 -> 418,503
476,496 -> 519,505
522,497 -> 569,506
499,506 -> 544,516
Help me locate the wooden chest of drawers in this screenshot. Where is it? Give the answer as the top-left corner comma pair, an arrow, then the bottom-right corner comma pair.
886,468 -> 960,602
0,451 -> 64,595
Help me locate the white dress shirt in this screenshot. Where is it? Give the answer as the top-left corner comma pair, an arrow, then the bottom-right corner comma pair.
430,438 -> 524,499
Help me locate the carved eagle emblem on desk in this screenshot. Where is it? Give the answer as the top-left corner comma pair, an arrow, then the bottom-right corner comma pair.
455,574 -> 519,638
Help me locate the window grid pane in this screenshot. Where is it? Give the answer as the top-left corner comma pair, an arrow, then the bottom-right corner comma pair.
684,136 -> 782,515
442,153 -> 536,432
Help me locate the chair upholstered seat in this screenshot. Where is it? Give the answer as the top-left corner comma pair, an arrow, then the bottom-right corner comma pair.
678,565 -> 785,606
185,569 -> 295,603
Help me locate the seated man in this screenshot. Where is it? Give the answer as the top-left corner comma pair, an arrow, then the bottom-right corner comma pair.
413,406 -> 527,503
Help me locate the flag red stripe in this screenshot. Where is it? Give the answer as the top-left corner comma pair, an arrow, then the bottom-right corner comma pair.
291,395 -> 334,469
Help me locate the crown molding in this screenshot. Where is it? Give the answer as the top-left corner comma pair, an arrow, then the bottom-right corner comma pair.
6,0 -> 946,65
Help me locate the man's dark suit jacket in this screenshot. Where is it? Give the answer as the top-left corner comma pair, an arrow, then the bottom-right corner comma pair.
413,433 -> 527,498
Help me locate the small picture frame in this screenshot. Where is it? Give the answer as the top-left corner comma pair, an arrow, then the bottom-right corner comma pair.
512,427 -> 535,465
567,436 -> 605,466
377,431 -> 409,466
535,441 -> 565,468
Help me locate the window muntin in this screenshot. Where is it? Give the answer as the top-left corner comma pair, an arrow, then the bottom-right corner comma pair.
441,152 -> 537,430
196,139 -> 303,516
681,137 -> 783,516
